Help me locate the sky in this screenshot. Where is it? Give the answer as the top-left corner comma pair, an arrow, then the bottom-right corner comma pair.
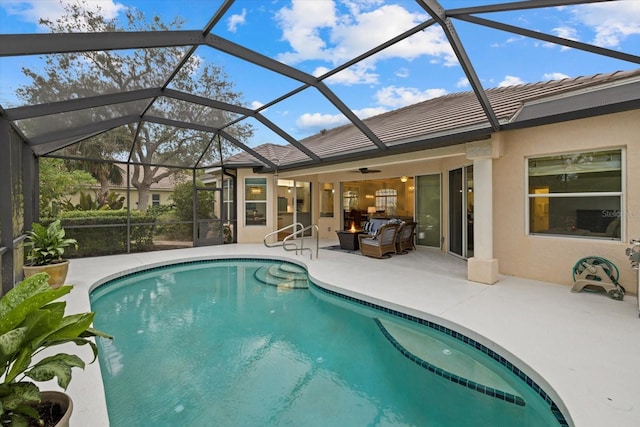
1,0 -> 639,148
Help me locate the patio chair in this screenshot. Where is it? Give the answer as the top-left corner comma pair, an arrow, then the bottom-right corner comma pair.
396,221 -> 417,254
358,223 -> 400,259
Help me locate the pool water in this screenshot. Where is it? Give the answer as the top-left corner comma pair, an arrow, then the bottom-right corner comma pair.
90,259 -> 564,426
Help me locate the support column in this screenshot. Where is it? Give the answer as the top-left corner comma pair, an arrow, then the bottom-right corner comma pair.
466,138 -> 501,284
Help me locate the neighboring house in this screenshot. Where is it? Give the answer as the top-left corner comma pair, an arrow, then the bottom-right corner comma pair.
213,70 -> 640,291
66,164 -> 180,209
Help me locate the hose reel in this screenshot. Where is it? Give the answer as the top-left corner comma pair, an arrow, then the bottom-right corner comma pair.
571,256 -> 625,301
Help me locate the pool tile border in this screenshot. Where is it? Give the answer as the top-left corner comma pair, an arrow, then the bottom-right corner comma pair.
309,281 -> 569,427
91,258 -> 569,427
374,318 -> 526,407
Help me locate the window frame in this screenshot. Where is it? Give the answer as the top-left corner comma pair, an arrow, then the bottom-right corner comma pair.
244,177 -> 267,226
525,148 -> 625,240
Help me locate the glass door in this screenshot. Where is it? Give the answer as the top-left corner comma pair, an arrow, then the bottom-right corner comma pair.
416,174 -> 441,247
448,166 -> 473,258
294,181 -> 312,236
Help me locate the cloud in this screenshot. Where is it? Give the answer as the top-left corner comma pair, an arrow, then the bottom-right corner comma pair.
227,8 -> 247,33
294,105 -> 388,131
498,76 -> 525,87
456,77 -> 470,88
251,100 -> 265,110
570,1 -> 640,48
542,72 -> 570,81
1,0 -> 125,31
275,1 -> 456,82
314,64 -> 379,85
395,67 -> 409,78
296,112 -> 349,130
375,85 -> 447,108
548,26 -> 579,50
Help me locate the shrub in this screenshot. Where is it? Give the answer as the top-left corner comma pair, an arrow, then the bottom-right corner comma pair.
56,210 -> 155,257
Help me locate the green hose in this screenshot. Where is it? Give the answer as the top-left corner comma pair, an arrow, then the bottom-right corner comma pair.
572,256 -> 620,284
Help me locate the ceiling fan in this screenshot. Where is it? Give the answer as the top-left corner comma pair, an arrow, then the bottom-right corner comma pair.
351,167 -> 381,174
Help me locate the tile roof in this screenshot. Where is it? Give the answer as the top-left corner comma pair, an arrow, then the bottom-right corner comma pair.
225,69 -> 640,170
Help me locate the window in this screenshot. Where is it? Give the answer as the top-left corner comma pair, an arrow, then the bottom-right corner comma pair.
527,149 -> 622,239
375,189 -> 397,215
245,178 -> 267,226
320,183 -> 334,217
223,179 -> 233,221
151,194 -> 160,207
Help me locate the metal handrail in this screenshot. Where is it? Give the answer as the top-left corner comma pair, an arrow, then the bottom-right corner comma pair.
283,224 -> 319,259
263,223 -> 319,259
264,223 -> 303,248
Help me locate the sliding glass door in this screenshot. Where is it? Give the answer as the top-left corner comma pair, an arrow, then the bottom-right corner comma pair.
449,166 -> 474,258
416,174 -> 441,247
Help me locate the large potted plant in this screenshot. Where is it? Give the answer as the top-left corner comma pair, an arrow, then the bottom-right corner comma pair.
23,220 -> 78,288
0,273 -> 111,427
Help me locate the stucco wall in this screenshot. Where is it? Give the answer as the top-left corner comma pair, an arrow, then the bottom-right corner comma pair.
494,110 -> 640,294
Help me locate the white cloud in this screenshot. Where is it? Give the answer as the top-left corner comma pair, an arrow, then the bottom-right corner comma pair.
542,72 -> 570,81
227,8 -> 247,33
296,112 -> 348,130
354,106 -> 388,119
498,76 -> 525,87
395,67 -> 409,78
571,1 -> 640,48
314,64 -> 379,85
275,1 -> 456,83
251,100 -> 264,110
548,26 -> 578,50
1,0 -> 125,31
375,85 -> 447,108
456,77 -> 469,88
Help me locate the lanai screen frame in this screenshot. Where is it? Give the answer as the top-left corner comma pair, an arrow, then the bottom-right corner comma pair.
1,0 -> 640,292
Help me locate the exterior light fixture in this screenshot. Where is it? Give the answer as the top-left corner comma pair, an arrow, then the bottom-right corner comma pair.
400,176 -> 408,183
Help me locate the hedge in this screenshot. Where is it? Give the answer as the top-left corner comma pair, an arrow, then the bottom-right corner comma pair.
55,210 -> 156,257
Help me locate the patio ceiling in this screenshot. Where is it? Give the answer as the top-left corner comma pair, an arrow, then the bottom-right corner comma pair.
1,0 -> 639,173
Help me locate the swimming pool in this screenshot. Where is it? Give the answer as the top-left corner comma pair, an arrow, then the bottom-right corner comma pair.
90,259 -> 567,426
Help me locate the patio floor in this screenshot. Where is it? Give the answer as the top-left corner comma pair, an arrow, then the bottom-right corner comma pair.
58,240 -> 640,427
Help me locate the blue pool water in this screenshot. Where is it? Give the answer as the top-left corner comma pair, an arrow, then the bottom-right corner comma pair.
90,259 -> 566,426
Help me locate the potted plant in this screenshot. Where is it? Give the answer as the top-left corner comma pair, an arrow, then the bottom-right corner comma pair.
0,272 -> 111,427
23,220 -> 78,288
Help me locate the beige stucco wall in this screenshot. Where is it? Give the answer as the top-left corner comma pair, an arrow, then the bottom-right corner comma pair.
493,110 -> 640,294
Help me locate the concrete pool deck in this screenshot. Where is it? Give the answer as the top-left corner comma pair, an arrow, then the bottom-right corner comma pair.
59,241 -> 640,427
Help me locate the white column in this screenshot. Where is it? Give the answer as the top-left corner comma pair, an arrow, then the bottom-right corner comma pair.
466,139 -> 500,284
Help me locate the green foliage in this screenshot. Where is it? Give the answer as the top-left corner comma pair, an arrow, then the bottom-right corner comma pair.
61,190 -> 125,211
58,211 -> 155,256
168,180 -> 216,240
0,273 -> 111,426
38,158 -> 95,218
24,220 -> 78,267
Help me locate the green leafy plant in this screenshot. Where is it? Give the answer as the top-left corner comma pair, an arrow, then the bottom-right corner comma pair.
24,220 -> 78,266
0,273 -> 112,426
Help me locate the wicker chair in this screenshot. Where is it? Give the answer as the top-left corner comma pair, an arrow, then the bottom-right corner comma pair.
358,223 -> 400,258
396,221 -> 417,254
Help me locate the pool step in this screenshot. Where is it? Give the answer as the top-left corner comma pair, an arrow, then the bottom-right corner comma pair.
376,318 -> 525,407
255,263 -> 309,289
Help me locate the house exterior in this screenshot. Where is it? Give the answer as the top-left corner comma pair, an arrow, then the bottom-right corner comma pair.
65,164 -> 179,210
213,70 -> 640,292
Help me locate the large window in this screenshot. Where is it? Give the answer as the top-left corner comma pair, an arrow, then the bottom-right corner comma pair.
528,149 -> 623,239
245,178 -> 266,226
375,189 -> 397,215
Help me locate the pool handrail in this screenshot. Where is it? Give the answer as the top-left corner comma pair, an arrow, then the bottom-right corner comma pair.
264,223 -> 319,259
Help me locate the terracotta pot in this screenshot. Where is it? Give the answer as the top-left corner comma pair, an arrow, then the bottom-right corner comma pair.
23,261 -> 70,288
40,391 -> 73,427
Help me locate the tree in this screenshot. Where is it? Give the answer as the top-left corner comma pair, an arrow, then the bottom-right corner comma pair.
38,158 -> 95,218
17,3 -> 252,211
